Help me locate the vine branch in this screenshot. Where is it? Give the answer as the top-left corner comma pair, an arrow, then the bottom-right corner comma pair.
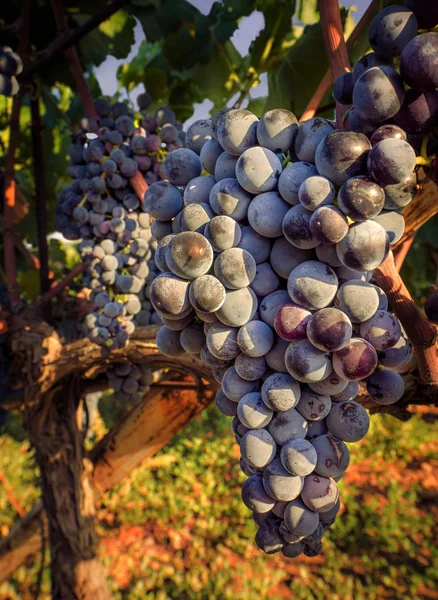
30,95 -> 50,294
2,0 -> 31,307
20,0 -> 130,84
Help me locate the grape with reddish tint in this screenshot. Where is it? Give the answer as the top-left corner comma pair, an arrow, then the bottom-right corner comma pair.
338,176 -> 385,222
400,33 -> 438,91
166,232 -> 213,279
261,372 -> 301,412
274,303 -> 311,341
315,131 -> 371,186
326,400 -> 370,442
370,124 -> 407,146
285,339 -> 332,384
366,370 -> 405,404
288,261 -> 338,311
360,310 -> 402,350
336,221 -> 390,271
332,338 -> 378,381
312,434 -> 350,478
309,206 -> 349,245
260,290 -> 291,327
367,138 -> 416,186
301,474 -> 339,513
240,429 -> 277,469
307,307 -> 352,352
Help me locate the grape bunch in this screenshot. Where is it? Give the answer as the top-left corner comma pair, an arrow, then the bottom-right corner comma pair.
149,82 -> 422,556
106,362 -> 153,404
0,46 -> 22,97
56,97 -> 185,350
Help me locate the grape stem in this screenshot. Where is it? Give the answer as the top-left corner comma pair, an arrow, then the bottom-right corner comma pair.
35,262 -> 87,305
301,0 -> 381,122
374,252 -> 438,385
2,0 -> 31,308
317,0 -> 351,127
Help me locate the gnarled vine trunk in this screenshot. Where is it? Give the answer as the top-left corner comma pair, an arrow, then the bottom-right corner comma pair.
25,377 -> 110,600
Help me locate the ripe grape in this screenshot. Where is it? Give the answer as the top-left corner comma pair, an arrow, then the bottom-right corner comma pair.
283,204 -> 320,249
262,459 -> 304,502
366,369 -> 405,404
261,372 -> 301,412
301,474 -> 339,513
240,430 -> 277,469
308,372 -> 348,396
215,287 -> 258,327
294,118 -> 334,163
209,178 -> 252,221
296,388 -> 332,421
255,519 -> 285,554
163,148 -> 202,186
222,366 -> 259,402
200,138 -> 224,174
242,475 -> 276,513
179,323 -> 206,354
250,262 -> 280,296
326,400 -> 370,442
204,215 -> 241,252
315,131 -> 371,186
312,434 -> 350,478
189,274 -> 226,313
353,66 -> 406,122
369,6 -> 418,58
400,32 -> 438,91
378,335 -> 413,368
278,162 -> 318,205
287,260 -> 338,311
270,238 -> 314,280
237,392 -> 273,429
332,72 -> 354,104
238,225 -> 271,264
257,109 -> 298,153
235,354 -> 267,381
150,272 -> 190,318
206,322 -> 240,361
267,407 -> 309,445
281,438 -> 317,477
309,206 -> 349,245
216,388 -> 238,417
274,303 -> 311,341
336,221 -> 390,271
334,280 -> 379,323
283,498 -> 320,537
183,174 -> 216,205
338,176 -> 385,222
156,326 -> 185,357
360,310 -> 402,350
237,320 -> 274,358
307,307 -> 352,352
214,247 -> 257,289
372,210 -> 405,244
285,339 -> 332,384
331,380 -> 359,403
186,119 -> 212,154
248,192 -> 290,238
367,138 -> 416,186
166,231 -> 214,279
236,146 -> 282,194
260,290 -> 291,327
298,175 -> 335,211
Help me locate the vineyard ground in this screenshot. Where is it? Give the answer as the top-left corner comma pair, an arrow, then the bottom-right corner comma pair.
0,403 -> 437,600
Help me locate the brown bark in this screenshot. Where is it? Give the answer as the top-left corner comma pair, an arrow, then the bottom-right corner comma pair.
25,378 -> 110,599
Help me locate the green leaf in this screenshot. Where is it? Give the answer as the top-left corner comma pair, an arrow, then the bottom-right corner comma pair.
75,10 -> 135,66
249,1 -> 297,70
295,0 -> 319,25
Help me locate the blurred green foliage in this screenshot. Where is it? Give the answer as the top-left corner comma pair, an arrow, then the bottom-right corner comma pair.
0,406 -> 437,599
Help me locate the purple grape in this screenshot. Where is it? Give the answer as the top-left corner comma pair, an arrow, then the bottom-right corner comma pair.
336,221 -> 390,271
307,307 -> 352,352
240,430 -> 277,469
370,124 -> 407,146
262,459 -> 304,502
360,310 -> 402,350
338,176 -> 385,221
284,498 -> 320,537
287,260 -> 338,311
366,369 -> 405,404
315,131 -> 371,186
285,339 -> 332,384
283,204 -> 321,249
312,434 -> 350,478
238,392 -> 273,429
281,438 -> 317,477
261,372 -> 301,412
256,108 -> 299,153
296,388 -> 332,421
400,33 -> 438,91
267,407 -> 309,445
353,66 -> 406,122
326,400 -> 370,442
274,303 -> 311,341
394,89 -> 438,134
332,338 -> 378,381
309,206 -> 349,245
368,6 -> 418,58
242,475 -> 276,513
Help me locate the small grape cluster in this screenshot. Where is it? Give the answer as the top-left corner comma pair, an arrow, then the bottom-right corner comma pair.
0,46 -> 22,97
106,362 -> 153,404
148,68 -> 423,553
56,97 -> 185,350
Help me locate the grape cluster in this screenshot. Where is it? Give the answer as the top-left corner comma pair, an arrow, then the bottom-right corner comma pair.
106,361 -> 153,404
150,74 -> 422,554
0,46 -> 22,97
56,97 -> 186,350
